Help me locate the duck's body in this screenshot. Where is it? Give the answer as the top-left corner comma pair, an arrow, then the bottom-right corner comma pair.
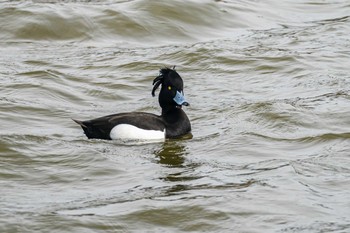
73,109 -> 190,140
73,67 -> 191,141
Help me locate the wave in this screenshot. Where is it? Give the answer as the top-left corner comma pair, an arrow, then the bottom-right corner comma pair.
1,0 -> 348,45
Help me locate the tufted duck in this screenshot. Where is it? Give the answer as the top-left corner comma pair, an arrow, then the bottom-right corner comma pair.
73,67 -> 191,141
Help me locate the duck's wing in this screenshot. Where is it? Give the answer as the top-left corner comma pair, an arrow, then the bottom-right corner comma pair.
73,112 -> 164,140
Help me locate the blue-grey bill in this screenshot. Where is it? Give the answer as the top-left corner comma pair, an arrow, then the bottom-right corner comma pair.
173,91 -> 189,106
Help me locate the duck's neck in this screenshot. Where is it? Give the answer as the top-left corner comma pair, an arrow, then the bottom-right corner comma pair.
161,107 -> 183,124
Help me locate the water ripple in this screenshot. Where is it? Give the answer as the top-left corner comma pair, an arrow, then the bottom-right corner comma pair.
1,0 -> 350,232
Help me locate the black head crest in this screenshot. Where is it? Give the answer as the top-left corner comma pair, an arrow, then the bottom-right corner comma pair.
151,66 -> 176,97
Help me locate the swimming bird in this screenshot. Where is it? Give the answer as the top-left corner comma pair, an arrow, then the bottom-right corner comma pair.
73,67 -> 191,141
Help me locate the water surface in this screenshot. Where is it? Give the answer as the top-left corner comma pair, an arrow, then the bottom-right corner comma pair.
1,0 -> 350,232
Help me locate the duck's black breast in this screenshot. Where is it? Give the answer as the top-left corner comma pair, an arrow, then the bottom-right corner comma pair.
162,108 -> 191,139
74,112 -> 165,140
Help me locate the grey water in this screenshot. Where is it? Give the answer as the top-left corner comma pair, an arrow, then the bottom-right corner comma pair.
1,0 -> 350,232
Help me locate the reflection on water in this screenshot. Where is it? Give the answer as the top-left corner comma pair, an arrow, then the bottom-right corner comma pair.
155,133 -> 193,167
155,141 -> 187,167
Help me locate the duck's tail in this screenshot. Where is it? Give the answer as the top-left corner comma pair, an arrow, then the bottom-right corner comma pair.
72,119 -> 87,128
72,118 -> 92,138
72,118 -> 111,140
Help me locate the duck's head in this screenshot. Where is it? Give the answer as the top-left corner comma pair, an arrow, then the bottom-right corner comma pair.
152,67 -> 189,110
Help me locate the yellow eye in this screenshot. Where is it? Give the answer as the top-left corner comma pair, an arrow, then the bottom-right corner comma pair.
168,86 -> 172,90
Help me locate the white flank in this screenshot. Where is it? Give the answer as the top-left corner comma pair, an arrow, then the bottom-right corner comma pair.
110,124 -> 165,141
